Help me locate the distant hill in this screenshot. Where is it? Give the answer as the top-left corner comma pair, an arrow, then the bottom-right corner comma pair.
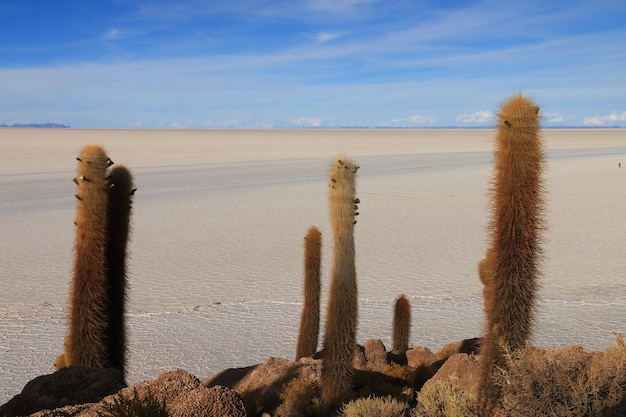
0,123 -> 70,128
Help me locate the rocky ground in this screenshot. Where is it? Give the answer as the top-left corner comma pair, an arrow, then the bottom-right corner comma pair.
1,338 -> 483,417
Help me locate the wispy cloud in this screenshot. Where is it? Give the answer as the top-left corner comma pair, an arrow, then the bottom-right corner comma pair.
307,0 -> 382,15
456,111 -> 494,124
103,28 -> 120,40
544,112 -> 565,123
1,0 -> 625,127
410,115 -> 436,124
583,111 -> 626,126
311,32 -> 343,44
290,117 -> 323,127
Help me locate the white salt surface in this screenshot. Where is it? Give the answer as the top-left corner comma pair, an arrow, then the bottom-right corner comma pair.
1,128 -> 625,404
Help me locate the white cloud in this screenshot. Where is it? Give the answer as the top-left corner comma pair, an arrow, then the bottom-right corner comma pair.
291,117 -> 323,127
223,118 -> 244,127
455,110 -> 493,124
583,111 -> 626,126
312,32 -> 342,44
308,0 -> 380,14
389,115 -> 436,126
103,28 -> 120,40
409,115 -> 436,124
544,112 -> 564,123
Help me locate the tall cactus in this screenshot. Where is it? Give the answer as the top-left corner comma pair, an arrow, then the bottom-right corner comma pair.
321,156 -> 360,410
479,94 -> 545,414
61,146 -> 134,375
66,145 -> 113,368
104,166 -> 134,374
392,295 -> 411,353
296,226 -> 322,360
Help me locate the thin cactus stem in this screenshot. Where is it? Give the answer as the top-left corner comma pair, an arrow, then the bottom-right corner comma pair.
321,155 -> 360,410
296,226 -> 322,361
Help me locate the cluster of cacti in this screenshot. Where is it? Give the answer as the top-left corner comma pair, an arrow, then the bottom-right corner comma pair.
295,226 -> 323,361
59,145 -> 134,376
45,92 -> 549,414
479,94 -> 545,415
321,156 -> 360,410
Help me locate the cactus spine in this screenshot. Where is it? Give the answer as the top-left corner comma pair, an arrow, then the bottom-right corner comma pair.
66,145 -> 112,368
392,295 -> 411,353
296,226 -> 322,360
104,166 -> 134,374
479,94 -> 545,414
321,156 -> 360,410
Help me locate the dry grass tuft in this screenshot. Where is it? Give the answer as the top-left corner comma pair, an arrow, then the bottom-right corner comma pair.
275,376 -> 323,417
339,395 -> 411,417
415,381 -> 477,417
495,339 -> 626,417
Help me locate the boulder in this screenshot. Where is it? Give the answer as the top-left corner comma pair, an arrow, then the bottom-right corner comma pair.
406,346 -> 437,369
435,337 -> 481,361
361,339 -> 388,372
0,367 -> 125,417
205,357 -> 321,416
421,353 -> 481,398
169,385 -> 246,417
5,369 -> 246,417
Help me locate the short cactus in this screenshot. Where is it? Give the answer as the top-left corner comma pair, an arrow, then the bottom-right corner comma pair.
392,295 -> 411,353
296,226 -> 322,360
321,155 -> 360,410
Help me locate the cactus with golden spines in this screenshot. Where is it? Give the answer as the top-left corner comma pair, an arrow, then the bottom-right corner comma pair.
296,226 -> 322,361
61,146 -> 135,375
66,145 -> 113,369
479,94 -> 545,414
321,156 -> 360,410
392,295 -> 411,353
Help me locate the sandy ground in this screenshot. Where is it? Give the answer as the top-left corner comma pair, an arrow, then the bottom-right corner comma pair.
1,128 -> 625,404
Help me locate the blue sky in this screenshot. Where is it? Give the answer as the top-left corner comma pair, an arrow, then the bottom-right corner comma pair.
1,0 -> 625,128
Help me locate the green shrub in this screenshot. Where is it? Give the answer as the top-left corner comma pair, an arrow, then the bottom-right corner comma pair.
340,395 -> 411,417
98,388 -> 168,417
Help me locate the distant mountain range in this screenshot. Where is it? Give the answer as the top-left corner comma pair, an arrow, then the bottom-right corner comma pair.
0,123 -> 70,128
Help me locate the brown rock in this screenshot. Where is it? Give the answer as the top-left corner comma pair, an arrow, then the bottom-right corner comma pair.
352,344 -> 367,369
202,365 -> 257,388
128,368 -> 202,404
10,369 -> 246,417
406,346 -> 437,369
0,367 -> 126,417
169,385 -> 246,417
435,337 -> 481,361
362,339 -> 388,372
422,353 -> 481,398
206,357 -> 321,416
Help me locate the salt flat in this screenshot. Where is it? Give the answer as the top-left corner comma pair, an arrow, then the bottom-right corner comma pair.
1,128 -> 625,404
